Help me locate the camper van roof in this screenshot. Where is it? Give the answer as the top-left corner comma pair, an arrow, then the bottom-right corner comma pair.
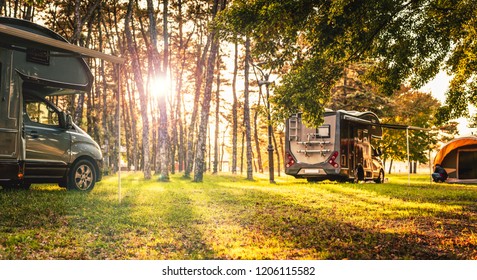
0,17 -> 124,64
0,17 -> 121,92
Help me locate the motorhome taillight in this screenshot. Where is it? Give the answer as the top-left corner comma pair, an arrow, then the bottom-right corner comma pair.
285,152 -> 296,168
328,151 -> 339,168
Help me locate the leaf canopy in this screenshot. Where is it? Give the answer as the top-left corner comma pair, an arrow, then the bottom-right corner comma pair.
221,0 -> 477,126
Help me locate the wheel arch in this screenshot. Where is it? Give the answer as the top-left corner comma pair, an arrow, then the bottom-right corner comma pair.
67,155 -> 101,182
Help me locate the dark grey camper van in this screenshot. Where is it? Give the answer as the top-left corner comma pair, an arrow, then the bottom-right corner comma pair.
0,17 -> 102,191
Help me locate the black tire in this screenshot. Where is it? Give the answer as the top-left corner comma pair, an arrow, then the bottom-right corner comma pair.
375,169 -> 385,183
356,165 -> 365,181
67,159 -> 96,192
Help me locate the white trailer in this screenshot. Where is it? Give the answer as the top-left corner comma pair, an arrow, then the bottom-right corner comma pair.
285,109 -> 385,183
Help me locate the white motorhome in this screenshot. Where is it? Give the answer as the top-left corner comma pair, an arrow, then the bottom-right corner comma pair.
285,109 -> 385,183
0,17 -> 105,191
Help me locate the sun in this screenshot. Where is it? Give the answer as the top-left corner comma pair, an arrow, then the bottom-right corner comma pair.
150,74 -> 170,99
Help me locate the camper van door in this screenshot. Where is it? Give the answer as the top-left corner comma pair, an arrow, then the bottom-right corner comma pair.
0,54 -> 25,182
23,91 -> 70,178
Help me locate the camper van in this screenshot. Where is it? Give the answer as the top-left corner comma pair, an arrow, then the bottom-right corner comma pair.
0,17 -> 102,191
285,109 -> 385,183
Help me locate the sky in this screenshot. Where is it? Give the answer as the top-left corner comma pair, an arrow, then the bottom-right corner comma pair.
420,72 -> 474,136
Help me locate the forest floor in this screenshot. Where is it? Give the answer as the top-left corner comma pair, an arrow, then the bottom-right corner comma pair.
1,172 -> 477,260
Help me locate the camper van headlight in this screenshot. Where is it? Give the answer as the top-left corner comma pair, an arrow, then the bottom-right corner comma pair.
328,151 -> 340,168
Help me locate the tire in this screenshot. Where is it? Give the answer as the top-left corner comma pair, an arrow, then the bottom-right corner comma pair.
67,159 -> 96,192
375,169 -> 385,184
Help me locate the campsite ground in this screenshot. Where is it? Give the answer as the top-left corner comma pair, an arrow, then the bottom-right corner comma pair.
1,172 -> 476,260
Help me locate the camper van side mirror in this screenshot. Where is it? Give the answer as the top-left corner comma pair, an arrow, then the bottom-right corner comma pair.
59,112 -> 73,129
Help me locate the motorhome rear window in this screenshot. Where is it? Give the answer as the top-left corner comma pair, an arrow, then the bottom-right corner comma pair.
315,125 -> 330,138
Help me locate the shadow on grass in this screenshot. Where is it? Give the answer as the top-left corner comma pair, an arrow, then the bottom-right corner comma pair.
199,183 -> 475,259
2,174 -> 477,260
158,187 -> 216,259
342,180 -> 477,210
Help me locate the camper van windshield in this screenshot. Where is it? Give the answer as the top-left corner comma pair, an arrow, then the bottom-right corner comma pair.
23,83 -> 79,114
23,83 -> 85,97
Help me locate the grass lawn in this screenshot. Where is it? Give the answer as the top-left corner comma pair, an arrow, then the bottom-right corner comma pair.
1,172 -> 477,260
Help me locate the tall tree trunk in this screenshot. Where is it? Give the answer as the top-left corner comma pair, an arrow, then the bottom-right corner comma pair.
244,35 -> 253,180
126,77 -> 139,171
240,130 -> 245,174
277,132 -> 284,177
184,29 -> 212,178
253,98 -> 263,173
125,0 -> 151,179
231,38 -> 238,174
212,57 -> 221,174
193,0 -> 225,182
272,131 -> 281,177
193,37 -> 218,180
72,0 -> 84,125
172,0 -> 188,173
158,0 -> 170,181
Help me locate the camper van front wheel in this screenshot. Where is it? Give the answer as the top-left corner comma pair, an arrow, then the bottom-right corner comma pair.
375,169 -> 385,184
67,159 -> 96,192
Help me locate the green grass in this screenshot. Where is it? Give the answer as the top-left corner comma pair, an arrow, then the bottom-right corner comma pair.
1,172 -> 477,260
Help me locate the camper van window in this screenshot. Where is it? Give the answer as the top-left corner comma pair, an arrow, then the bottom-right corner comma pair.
315,125 -> 331,138
26,48 -> 50,65
25,99 -> 59,126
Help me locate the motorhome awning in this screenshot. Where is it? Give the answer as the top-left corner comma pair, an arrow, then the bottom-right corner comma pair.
0,22 -> 125,64
380,123 -> 431,131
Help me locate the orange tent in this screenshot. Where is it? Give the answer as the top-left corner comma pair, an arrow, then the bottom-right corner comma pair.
434,136 -> 477,181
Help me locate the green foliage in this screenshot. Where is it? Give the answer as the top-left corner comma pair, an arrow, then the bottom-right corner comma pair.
1,173 -> 477,259
272,56 -> 342,126
380,88 -> 442,164
223,0 -> 477,125
327,63 -> 393,115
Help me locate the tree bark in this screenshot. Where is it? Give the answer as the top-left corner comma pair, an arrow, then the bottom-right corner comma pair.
231,38 -> 238,174
253,97 -> 263,173
158,0 -> 170,181
125,0 -> 151,179
244,35 -> 253,180
184,18 -> 212,178
213,56 -> 221,174
193,0 -> 226,182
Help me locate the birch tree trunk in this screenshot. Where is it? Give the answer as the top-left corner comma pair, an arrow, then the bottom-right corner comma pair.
253,97 -> 263,173
231,39 -> 238,174
184,31 -> 211,178
212,56 -> 221,174
193,0 -> 225,182
158,0 -> 170,181
244,35 -> 254,180
125,0 -> 151,179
